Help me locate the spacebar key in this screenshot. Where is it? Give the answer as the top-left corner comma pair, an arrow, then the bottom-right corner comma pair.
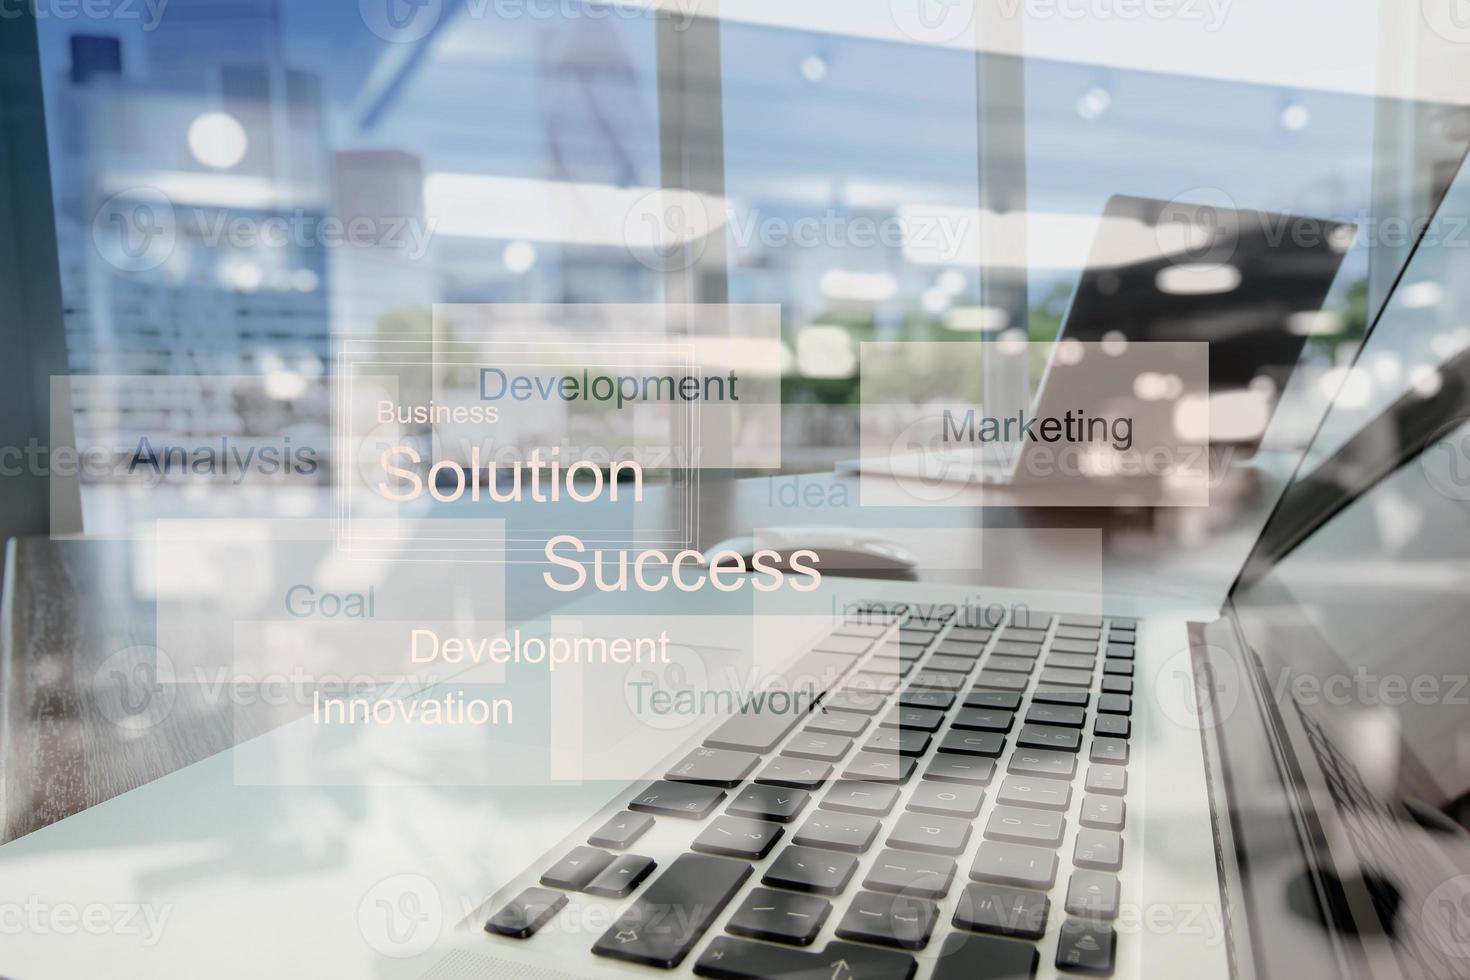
593,854 -> 752,968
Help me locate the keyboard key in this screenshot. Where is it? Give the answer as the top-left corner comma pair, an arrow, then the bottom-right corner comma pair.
938,730 -> 1005,757
1059,614 -> 1103,628
932,931 -> 1038,980
629,781 -> 726,819
541,846 -> 614,890
762,845 -> 858,896
997,775 -> 1071,811
1001,627 -> 1047,643
1094,715 -> 1130,738
1080,795 -> 1125,831
1074,829 -> 1123,871
969,841 -> 1057,888
834,620 -> 893,639
593,854 -> 750,968
1098,694 -> 1132,715
705,710 -> 803,753
990,640 -> 1042,657
965,690 -> 1022,710
1103,659 -> 1133,676
1066,870 -> 1121,919
835,889 -> 939,950
924,755 -> 996,785
589,811 -> 654,850
585,854 -> 657,897
822,780 -> 899,816
758,757 -> 833,790
814,633 -> 876,655
985,655 -> 1035,675
692,816 -> 784,860
1009,610 -> 1055,630
1032,687 -> 1089,707
1055,918 -> 1116,974
1025,703 -> 1085,728
953,882 -> 1050,940
1109,617 -> 1138,629
947,626 -> 993,643
793,811 -> 881,853
1055,625 -> 1101,641
1101,676 -> 1133,695
1045,653 -> 1096,671
485,887 -> 568,939
866,729 -> 932,757
847,671 -> 902,694
950,707 -> 1013,733
805,710 -> 870,737
865,656 -> 915,677
863,848 -> 957,898
888,812 -> 972,855
824,690 -> 887,714
973,671 -> 1028,692
899,689 -> 955,710
727,784 -> 810,823
667,747 -> 759,787
907,781 -> 985,818
1016,724 -> 1082,752
926,655 -> 977,674
934,641 -> 984,659
985,805 -> 1065,847
1106,642 -> 1135,658
1090,737 -> 1129,764
882,705 -> 946,732
1007,748 -> 1077,780
842,751 -> 916,783
1050,638 -> 1099,655
726,887 -> 830,946
783,733 -> 854,762
1038,667 -> 1093,688
1086,764 -> 1128,795
909,671 -> 968,693
694,937 -> 916,980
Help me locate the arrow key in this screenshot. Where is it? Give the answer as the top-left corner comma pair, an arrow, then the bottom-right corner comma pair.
540,846 -> 614,891
585,854 -> 657,898
693,937 -> 917,980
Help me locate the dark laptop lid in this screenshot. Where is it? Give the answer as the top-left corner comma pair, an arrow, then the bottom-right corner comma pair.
1198,151 -> 1470,979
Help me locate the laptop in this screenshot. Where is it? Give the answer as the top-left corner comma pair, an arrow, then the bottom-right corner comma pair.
850,194 -> 1353,493
0,196 -> 1464,979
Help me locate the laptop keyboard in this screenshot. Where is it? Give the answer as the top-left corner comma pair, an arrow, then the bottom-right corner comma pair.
486,603 -> 1138,978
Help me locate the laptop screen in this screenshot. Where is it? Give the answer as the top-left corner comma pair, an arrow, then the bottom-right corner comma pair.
1206,152 -> 1470,978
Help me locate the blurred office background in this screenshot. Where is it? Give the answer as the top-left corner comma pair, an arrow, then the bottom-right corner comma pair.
27,0 -> 1470,533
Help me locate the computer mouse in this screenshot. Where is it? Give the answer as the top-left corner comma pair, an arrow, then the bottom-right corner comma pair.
702,528 -> 920,580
